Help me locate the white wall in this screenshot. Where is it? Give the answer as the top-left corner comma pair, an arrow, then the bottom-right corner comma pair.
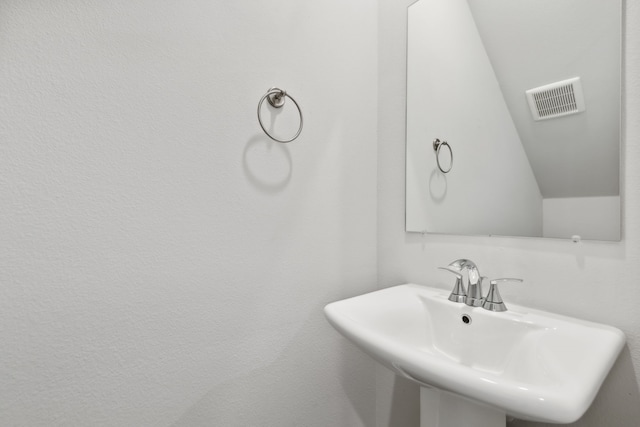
378,1 -> 640,427
543,196 -> 621,241
0,1 -> 378,426
3,1 -> 639,426
406,0 -> 542,237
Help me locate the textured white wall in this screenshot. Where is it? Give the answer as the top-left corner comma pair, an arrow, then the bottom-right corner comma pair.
0,1 -> 378,426
406,0 -> 542,237
378,1 -> 640,427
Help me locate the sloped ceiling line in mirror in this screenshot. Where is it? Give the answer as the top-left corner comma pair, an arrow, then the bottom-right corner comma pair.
466,0 -> 620,200
405,0 -> 621,241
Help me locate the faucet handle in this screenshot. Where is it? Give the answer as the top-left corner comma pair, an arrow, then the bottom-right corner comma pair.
482,278 -> 523,312
438,267 -> 467,303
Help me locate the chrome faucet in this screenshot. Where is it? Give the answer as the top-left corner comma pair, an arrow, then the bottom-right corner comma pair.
439,259 -> 523,311
446,259 -> 484,307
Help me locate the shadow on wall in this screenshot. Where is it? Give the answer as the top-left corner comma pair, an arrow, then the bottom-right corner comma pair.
428,169 -> 447,204
171,310 -> 375,427
510,346 -> 640,427
242,134 -> 292,193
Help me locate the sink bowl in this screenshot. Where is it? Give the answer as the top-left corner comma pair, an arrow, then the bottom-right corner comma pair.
325,284 -> 625,424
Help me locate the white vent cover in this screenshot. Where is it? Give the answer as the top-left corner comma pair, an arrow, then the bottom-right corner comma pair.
525,77 -> 586,121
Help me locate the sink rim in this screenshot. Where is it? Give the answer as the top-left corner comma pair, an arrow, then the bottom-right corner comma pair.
324,283 -> 626,424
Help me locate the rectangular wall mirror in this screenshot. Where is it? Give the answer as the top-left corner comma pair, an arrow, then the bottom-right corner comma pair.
405,0 -> 621,241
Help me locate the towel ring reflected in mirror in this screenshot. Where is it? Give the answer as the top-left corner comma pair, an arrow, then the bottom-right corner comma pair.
433,138 -> 453,173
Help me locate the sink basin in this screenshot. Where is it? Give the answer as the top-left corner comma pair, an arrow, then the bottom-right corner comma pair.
325,284 -> 625,424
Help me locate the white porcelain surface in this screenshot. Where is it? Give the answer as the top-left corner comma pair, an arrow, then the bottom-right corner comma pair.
324,284 -> 625,423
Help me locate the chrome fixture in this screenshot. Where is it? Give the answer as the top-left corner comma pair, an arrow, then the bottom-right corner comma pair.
438,266 -> 466,303
257,87 -> 304,143
432,138 -> 453,173
482,278 -> 524,312
445,259 -> 483,307
439,259 -> 522,311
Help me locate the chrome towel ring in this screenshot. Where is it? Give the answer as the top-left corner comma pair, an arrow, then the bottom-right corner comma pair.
433,138 -> 453,173
257,87 -> 303,143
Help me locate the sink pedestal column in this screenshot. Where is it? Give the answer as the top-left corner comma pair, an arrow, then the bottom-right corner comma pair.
420,387 -> 506,427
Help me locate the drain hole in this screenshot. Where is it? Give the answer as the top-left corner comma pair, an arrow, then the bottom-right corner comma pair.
461,314 -> 472,324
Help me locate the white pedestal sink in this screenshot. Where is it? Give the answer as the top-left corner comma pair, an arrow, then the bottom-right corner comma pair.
420,387 -> 504,427
324,284 -> 625,425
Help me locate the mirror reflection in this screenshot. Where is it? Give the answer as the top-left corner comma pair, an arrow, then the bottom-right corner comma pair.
405,0 -> 621,241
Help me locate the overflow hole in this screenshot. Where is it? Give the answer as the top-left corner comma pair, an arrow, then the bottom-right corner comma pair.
461,314 -> 472,324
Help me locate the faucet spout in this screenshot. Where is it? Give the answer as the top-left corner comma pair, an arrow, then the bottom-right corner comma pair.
447,259 -> 484,307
